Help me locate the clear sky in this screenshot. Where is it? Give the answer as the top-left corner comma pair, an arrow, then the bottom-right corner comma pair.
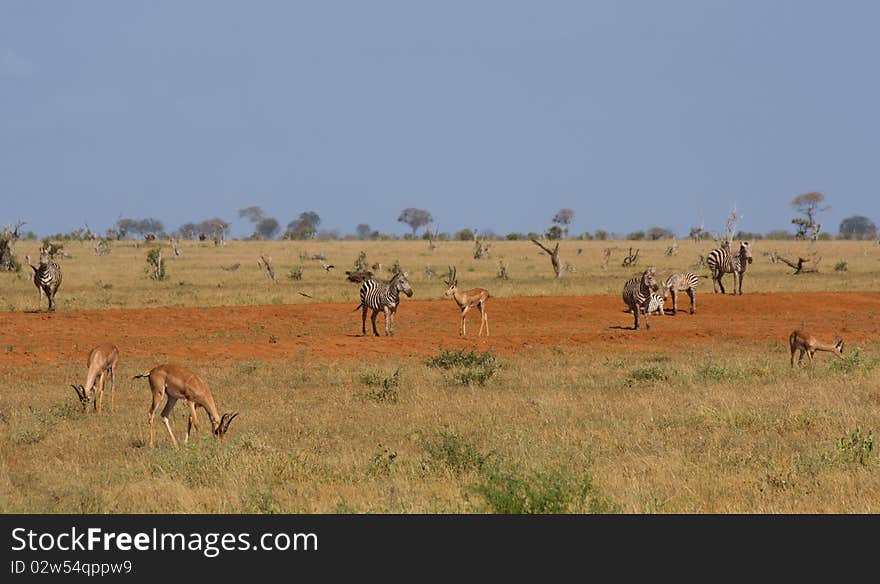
2,1 -> 878,238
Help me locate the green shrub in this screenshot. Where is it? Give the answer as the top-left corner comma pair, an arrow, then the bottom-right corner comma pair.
832,428 -> 874,466
626,365 -> 668,384
420,431 -> 491,475
359,369 -> 400,403
830,349 -> 878,374
426,349 -> 499,386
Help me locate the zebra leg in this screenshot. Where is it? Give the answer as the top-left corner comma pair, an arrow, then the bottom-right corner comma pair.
48,290 -> 56,312
738,271 -> 745,295
671,289 -> 678,315
717,273 -> 726,295
370,309 -> 380,337
383,306 -> 392,336
362,305 -> 369,336
632,305 -> 640,330
643,305 -> 651,330
688,289 -> 696,314
37,286 -> 43,312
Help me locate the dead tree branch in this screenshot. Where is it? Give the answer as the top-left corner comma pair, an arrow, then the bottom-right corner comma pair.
531,239 -> 563,278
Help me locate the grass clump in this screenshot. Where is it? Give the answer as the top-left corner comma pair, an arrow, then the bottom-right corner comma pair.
830,349 -> 878,374
472,462 -> 617,514
426,348 -> 500,386
831,427 -> 874,466
358,369 -> 400,403
626,365 -> 668,385
695,362 -> 741,382
420,431 -> 492,475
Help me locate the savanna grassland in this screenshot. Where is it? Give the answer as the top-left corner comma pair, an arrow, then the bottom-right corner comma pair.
1,238 -> 879,513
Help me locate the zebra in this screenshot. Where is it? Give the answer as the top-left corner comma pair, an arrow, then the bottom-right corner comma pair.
27,247 -> 63,312
647,293 -> 665,316
354,271 -> 414,336
706,241 -> 753,295
622,267 -> 659,330
662,272 -> 701,314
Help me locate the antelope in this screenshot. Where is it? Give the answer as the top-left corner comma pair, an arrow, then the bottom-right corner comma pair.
70,343 -> 119,414
133,364 -> 239,449
789,330 -> 845,368
444,265 -> 490,337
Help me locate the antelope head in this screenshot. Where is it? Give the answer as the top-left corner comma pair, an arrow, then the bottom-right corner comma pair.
213,412 -> 240,442
70,384 -> 90,411
444,266 -> 458,297
395,271 -> 414,298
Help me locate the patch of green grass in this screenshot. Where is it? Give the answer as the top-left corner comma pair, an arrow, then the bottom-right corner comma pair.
471,462 -> 618,514
420,431 -> 492,475
695,363 -> 741,382
830,349 -> 878,374
150,440 -> 239,487
358,369 -> 400,403
831,427 -> 874,466
426,348 -> 500,386
626,365 -> 668,385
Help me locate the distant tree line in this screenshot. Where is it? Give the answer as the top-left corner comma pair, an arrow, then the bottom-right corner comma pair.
9,196 -> 877,242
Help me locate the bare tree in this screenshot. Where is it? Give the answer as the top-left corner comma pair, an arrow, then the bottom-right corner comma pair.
601,248 -> 612,270
257,255 -> 276,283
622,247 -> 640,268
0,220 -> 25,272
531,239 -> 563,278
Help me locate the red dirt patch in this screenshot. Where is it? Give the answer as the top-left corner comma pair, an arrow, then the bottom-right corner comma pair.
1,292 -> 878,367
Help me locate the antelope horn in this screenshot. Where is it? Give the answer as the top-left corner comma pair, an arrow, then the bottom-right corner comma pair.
220,412 -> 240,433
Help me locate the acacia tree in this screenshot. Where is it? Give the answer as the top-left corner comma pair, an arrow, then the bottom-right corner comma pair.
284,211 -> 321,240
791,192 -> 828,241
552,208 -> 575,238
397,208 -> 433,236
839,215 -> 877,240
239,206 -> 280,240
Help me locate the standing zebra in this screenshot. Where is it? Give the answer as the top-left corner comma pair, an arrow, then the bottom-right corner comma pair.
622,267 -> 659,330
662,272 -> 701,314
27,247 -> 63,312
355,271 -> 414,336
706,241 -> 753,295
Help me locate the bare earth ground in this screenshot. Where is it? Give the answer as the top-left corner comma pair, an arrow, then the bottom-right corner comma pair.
3,291 -> 879,368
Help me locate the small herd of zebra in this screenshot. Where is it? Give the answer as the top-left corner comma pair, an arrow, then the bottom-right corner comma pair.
622,241 -> 753,330
23,241 -> 754,335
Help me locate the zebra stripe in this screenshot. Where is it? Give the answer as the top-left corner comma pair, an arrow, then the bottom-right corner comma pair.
662,272 -> 700,314
647,293 -> 665,316
31,249 -> 62,312
357,271 -> 413,336
622,267 -> 658,330
706,241 -> 752,295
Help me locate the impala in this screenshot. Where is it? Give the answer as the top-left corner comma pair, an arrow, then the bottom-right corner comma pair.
133,364 -> 239,448
71,343 -> 119,414
444,265 -> 490,337
789,330 -> 844,368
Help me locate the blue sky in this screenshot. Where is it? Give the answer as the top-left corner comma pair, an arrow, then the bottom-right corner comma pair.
2,1 -> 878,238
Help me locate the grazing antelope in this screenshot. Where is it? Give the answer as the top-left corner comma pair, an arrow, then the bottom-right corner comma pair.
70,343 -> 119,414
133,364 -> 239,449
444,265 -> 490,337
789,330 -> 845,368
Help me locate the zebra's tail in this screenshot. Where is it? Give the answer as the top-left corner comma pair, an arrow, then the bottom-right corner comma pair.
352,303 -> 364,312
132,372 -> 151,380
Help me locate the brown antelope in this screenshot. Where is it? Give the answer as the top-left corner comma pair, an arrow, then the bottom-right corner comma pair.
133,364 -> 239,449
71,343 -> 119,414
444,265 -> 490,337
789,330 -> 845,368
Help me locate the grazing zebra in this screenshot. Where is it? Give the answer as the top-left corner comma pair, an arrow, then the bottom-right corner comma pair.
355,271 -> 414,336
706,241 -> 753,295
622,267 -> 659,330
662,272 -> 701,314
28,247 -> 63,312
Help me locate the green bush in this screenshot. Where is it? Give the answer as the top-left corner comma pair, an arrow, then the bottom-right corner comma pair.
830,349 -> 878,374
420,431 -> 492,475
426,349 -> 499,386
359,369 -> 400,403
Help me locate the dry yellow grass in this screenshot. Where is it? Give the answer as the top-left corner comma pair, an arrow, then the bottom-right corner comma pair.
0,239 -> 878,513
1,238 -> 878,312
1,346 -> 878,513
